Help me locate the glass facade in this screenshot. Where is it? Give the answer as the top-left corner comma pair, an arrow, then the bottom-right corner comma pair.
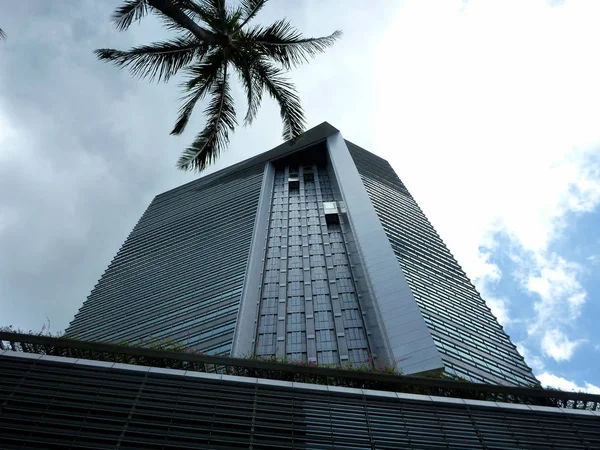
347,142 -> 538,386
65,164 -> 265,355
256,164 -> 370,365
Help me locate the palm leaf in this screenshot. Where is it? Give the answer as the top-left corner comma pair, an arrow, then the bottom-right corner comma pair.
242,20 -> 342,69
230,53 -> 263,125
177,66 -> 237,171
112,0 -> 149,31
253,59 -> 305,140
172,0 -> 222,30
171,50 -> 226,135
95,37 -> 205,82
236,0 -> 268,31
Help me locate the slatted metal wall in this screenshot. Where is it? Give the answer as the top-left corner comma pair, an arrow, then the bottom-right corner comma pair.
346,142 -> 538,386
1,356 -> 598,449
66,165 -> 264,355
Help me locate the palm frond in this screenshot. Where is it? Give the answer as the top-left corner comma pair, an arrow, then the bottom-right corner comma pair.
177,66 -> 237,172
172,0 -> 222,30
241,20 -> 342,69
95,37 -> 205,83
171,50 -> 226,135
199,0 -> 227,17
0,28 -> 5,40
147,0 -> 221,43
112,0 -> 149,31
193,0 -> 227,31
153,0 -> 220,34
236,0 -> 268,31
253,59 -> 305,140
230,53 -> 263,125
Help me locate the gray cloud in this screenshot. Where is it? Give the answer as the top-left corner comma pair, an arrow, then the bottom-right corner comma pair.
0,0 -> 393,332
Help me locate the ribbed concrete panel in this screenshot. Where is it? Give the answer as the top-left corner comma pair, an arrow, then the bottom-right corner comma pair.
347,142 -> 538,386
66,165 -> 264,355
327,133 -> 444,375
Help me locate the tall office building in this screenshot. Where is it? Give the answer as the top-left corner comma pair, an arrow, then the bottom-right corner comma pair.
66,123 -> 537,386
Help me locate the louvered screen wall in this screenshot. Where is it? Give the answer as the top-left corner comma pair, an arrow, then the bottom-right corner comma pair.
1,356 -> 598,449
66,165 -> 264,356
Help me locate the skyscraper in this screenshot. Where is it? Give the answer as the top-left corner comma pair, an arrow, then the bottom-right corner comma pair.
66,122 -> 537,386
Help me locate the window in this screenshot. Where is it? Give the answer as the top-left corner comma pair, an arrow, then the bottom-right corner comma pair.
337,278 -> 354,293
342,309 -> 362,328
309,244 -> 324,255
287,281 -> 304,296
316,330 -> 337,351
260,298 -> 277,314
287,313 -> 306,331
263,270 -> 279,283
268,236 -> 282,247
317,350 -> 337,364
287,268 -> 303,282
267,247 -> 281,258
286,331 -> 306,352
348,348 -> 369,364
314,310 -> 334,329
339,293 -> 359,309
332,254 -> 347,265
257,333 -> 276,354
308,234 -> 322,245
312,280 -> 329,295
288,256 -> 303,269
313,295 -> 331,312
334,265 -> 351,278
259,314 -> 277,333
310,266 -> 327,281
288,296 -> 304,312
310,255 -> 326,266
330,242 -> 345,254
288,245 -> 302,257
262,283 -> 279,298
346,328 -> 367,348
288,235 -> 302,246
308,225 -> 321,235
308,217 -> 320,226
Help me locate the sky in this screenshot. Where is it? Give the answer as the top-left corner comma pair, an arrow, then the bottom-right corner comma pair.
1,0 -> 599,392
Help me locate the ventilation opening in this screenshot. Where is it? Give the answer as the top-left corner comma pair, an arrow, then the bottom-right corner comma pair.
325,214 -> 340,225
288,176 -> 299,190
323,202 -> 340,225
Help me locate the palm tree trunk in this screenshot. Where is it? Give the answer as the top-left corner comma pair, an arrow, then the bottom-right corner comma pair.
148,0 -> 219,44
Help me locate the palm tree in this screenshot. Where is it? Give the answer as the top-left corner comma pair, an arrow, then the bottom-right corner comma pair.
0,28 -> 6,40
96,0 -> 341,172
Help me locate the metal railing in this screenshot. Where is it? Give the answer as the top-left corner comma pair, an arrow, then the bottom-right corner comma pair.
1,331 -> 598,410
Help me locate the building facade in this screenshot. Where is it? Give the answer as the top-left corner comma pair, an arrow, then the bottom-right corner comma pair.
66,123 -> 537,386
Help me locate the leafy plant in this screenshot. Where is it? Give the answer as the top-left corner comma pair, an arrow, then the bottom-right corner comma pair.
95,0 -> 342,172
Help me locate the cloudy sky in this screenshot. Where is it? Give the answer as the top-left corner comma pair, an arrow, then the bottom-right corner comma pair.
1,0 -> 599,392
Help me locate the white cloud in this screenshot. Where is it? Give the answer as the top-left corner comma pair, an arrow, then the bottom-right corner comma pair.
516,342 -> 545,373
485,295 -> 511,327
537,372 -> 600,394
540,329 -> 586,362
522,253 -> 587,349
372,0 -> 600,364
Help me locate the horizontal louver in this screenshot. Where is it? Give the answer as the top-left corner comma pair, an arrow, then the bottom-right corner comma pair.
66,165 -> 264,355
1,357 -> 598,449
347,142 -> 538,386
